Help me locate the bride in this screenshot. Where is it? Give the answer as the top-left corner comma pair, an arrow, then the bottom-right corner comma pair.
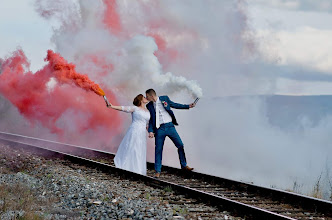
108,94 -> 150,175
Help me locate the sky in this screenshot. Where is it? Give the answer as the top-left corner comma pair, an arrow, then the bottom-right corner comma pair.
0,0 -> 56,70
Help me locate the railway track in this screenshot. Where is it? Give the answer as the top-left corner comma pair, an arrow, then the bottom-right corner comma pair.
0,131 -> 331,219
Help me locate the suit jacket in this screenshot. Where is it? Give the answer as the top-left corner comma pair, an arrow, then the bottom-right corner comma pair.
147,96 -> 189,133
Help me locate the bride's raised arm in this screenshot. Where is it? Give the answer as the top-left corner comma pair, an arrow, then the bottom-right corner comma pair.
108,103 -> 135,113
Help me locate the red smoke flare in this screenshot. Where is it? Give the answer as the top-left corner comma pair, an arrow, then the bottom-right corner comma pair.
0,50 -> 122,141
45,50 -> 105,96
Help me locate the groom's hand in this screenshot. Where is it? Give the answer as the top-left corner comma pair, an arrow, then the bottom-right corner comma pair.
149,132 -> 154,138
189,103 -> 196,108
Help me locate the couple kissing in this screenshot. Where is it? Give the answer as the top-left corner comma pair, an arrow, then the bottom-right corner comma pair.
108,89 -> 196,178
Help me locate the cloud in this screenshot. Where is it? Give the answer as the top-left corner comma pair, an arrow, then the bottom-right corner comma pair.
249,0 -> 332,13
248,0 -> 332,95
256,27 -> 332,74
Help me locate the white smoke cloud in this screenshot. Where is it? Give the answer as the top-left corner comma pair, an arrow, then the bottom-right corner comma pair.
119,35 -> 203,98
176,96 -> 332,197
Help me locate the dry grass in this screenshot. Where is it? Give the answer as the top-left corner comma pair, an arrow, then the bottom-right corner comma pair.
310,174 -> 323,199
0,183 -> 55,220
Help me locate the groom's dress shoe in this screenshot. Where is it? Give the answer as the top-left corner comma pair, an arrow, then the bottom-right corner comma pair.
182,166 -> 194,171
154,172 -> 160,178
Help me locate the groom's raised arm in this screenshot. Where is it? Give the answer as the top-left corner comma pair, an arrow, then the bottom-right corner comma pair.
167,96 -> 190,109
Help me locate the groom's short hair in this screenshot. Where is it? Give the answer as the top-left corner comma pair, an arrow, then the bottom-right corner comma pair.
146,88 -> 156,96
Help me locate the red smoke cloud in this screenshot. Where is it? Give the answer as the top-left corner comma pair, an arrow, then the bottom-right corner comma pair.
0,49 -> 122,140
103,0 -> 122,34
148,32 -> 180,65
101,1 -> 188,67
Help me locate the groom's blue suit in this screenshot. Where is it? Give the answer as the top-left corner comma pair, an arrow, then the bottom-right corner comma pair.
147,96 -> 190,173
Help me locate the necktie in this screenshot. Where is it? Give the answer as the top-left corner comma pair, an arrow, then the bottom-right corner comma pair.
155,101 -> 160,129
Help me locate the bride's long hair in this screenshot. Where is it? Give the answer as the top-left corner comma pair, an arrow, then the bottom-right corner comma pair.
133,94 -> 144,106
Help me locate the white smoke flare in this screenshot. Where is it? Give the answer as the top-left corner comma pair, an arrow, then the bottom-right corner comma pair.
159,72 -> 203,98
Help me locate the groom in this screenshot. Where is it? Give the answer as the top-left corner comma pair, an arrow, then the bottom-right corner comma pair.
146,89 -> 195,178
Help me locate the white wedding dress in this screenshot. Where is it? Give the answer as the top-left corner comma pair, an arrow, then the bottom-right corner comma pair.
114,106 -> 150,175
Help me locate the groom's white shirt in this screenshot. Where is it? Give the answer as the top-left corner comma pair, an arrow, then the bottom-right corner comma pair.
154,97 -> 172,128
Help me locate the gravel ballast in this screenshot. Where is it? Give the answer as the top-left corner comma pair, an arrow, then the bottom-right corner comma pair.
0,143 -> 242,219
